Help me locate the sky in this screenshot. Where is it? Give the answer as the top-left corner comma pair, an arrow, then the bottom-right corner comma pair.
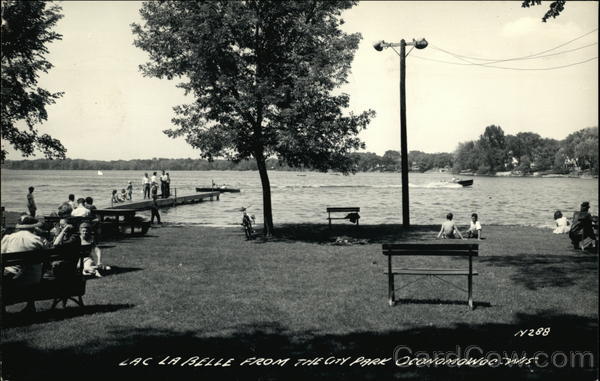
2,1 -> 598,160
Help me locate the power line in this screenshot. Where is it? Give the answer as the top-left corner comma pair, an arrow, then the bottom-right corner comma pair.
429,28 -> 598,63
412,54 -> 598,70
427,42 -> 597,67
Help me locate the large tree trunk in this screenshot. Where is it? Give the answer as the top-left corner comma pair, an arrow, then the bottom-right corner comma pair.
255,152 -> 274,236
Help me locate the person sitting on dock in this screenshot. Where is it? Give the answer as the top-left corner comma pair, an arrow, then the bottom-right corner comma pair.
111,189 -> 121,204
437,213 -> 465,240
119,189 -> 128,202
71,198 -> 91,218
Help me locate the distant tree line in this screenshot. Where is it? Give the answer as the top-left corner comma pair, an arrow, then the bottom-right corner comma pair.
454,126 -> 598,175
2,126 -> 597,175
0,157 -> 289,171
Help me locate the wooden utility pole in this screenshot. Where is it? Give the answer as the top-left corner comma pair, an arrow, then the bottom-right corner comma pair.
399,39 -> 409,227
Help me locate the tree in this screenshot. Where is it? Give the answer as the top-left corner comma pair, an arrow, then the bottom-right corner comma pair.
132,1 -> 373,235
521,1 -> 566,22
562,127 -> 599,174
477,125 -> 507,173
381,150 -> 401,172
1,0 -> 65,161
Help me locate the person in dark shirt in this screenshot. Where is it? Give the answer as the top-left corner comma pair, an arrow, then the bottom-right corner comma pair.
48,218 -> 81,280
150,183 -> 161,224
569,201 -> 597,250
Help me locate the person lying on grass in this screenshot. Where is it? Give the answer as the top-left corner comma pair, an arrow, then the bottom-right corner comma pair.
437,212 -> 465,240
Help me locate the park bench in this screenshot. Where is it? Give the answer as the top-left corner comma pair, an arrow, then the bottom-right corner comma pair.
382,243 -> 479,310
326,207 -> 360,228
1,245 -> 89,313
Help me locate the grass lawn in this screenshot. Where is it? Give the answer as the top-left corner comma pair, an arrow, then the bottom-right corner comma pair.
1,223 -> 598,380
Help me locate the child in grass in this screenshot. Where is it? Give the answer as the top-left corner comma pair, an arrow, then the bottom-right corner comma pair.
552,210 -> 570,234
466,213 -> 482,240
437,213 -> 464,239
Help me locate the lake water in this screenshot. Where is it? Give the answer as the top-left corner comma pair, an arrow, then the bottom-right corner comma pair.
1,169 -> 597,228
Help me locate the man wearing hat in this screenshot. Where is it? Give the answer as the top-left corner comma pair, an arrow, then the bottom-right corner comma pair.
569,201 -> 597,250
1,215 -> 50,313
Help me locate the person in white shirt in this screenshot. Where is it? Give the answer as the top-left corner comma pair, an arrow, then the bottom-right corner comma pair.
553,210 -> 570,234
466,213 -> 482,240
71,198 -> 91,217
143,173 -> 150,199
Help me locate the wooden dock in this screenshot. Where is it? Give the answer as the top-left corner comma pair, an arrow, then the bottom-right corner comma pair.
108,191 -> 221,211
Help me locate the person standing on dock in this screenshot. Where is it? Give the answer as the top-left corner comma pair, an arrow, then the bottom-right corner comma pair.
160,170 -> 168,198
26,187 -> 37,217
150,182 -> 161,224
127,181 -> 133,200
165,172 -> 171,198
143,173 -> 150,199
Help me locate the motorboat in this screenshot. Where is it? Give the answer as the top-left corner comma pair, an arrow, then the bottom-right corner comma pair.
451,178 -> 473,187
196,187 -> 240,193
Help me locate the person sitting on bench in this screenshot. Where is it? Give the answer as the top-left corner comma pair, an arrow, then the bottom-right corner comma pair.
1,216 -> 49,313
437,212 -> 465,240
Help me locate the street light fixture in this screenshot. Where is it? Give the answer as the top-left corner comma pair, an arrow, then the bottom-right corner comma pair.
374,38 -> 427,228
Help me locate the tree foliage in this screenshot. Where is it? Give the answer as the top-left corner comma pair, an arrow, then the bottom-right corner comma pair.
454,126 -> 598,175
1,0 -> 65,161
132,1 -> 374,234
521,1 -> 566,22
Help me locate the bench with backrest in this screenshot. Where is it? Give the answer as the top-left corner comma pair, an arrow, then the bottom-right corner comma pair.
382,243 -> 479,310
326,207 -> 360,228
1,245 -> 89,313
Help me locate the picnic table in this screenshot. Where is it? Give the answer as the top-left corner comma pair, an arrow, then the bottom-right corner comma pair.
94,209 -> 149,236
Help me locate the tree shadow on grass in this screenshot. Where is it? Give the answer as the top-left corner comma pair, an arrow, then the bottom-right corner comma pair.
258,224 -> 440,245
481,255 -> 598,290
2,310 -> 596,381
3,303 -> 135,328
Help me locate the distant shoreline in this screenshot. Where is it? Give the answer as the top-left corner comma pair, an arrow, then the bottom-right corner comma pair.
1,167 -> 597,179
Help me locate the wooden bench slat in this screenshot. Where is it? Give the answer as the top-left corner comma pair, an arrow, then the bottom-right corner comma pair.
383,250 -> 477,256
327,207 -> 360,212
383,243 -> 478,250
385,268 -> 479,276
